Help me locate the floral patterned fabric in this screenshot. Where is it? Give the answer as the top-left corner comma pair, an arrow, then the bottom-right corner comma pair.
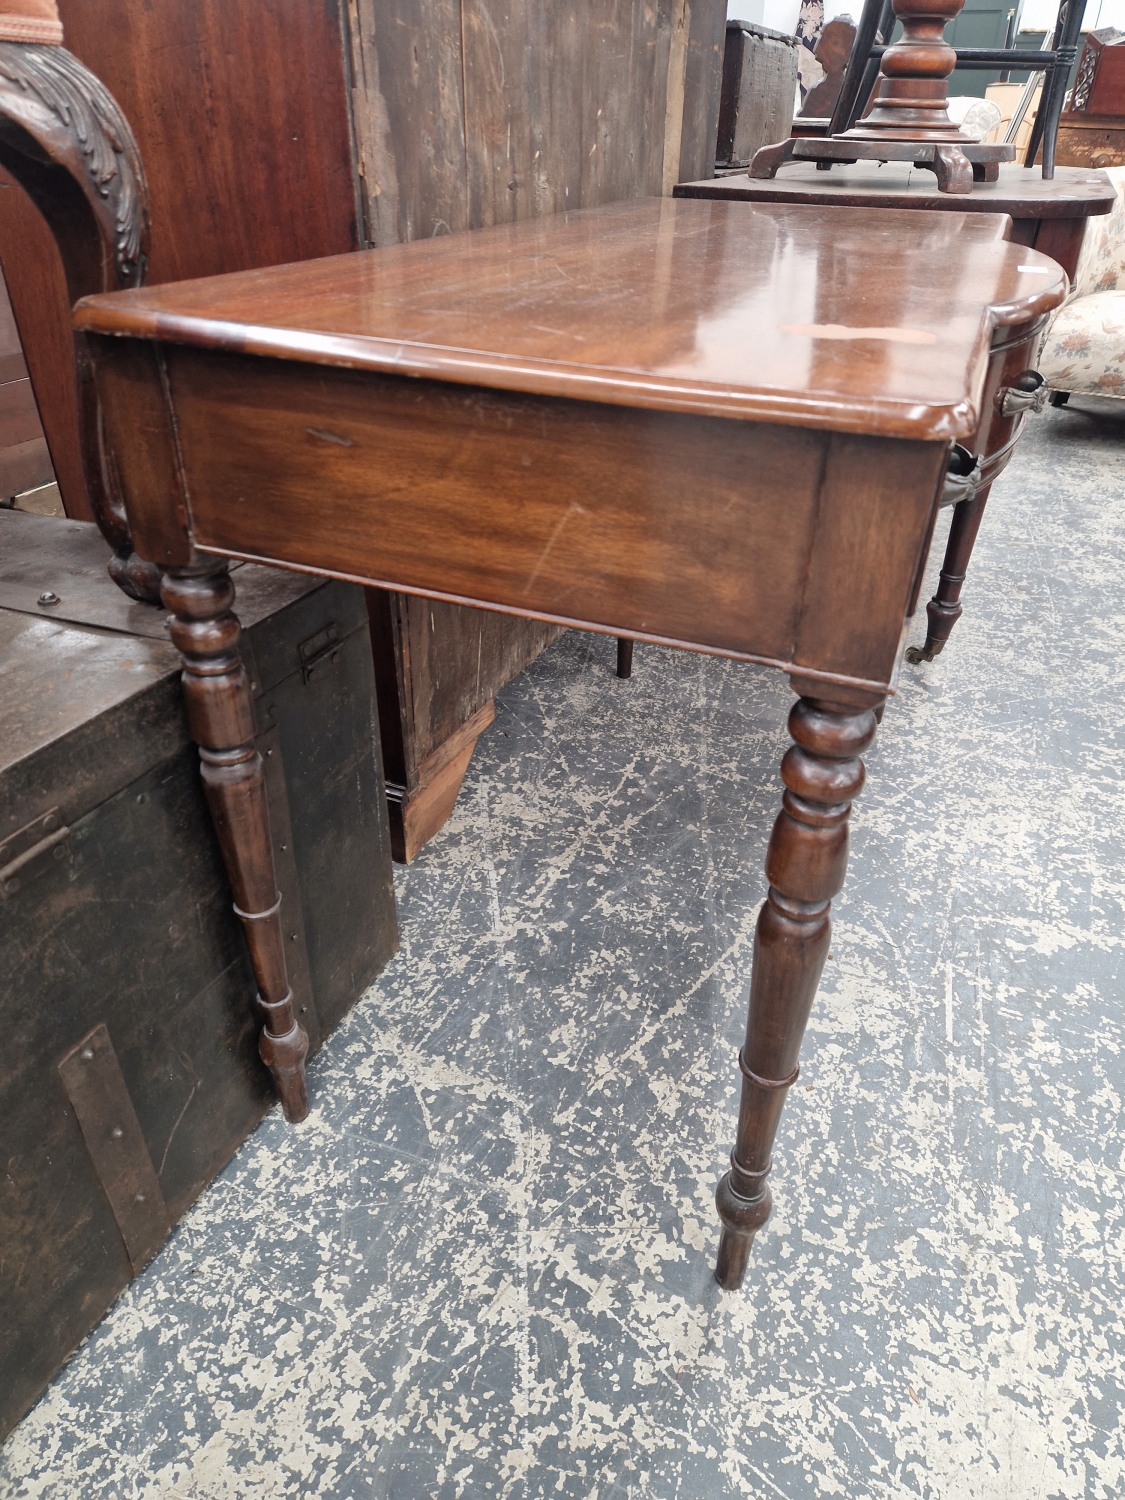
1071,166 -> 1125,299
1039,292 -> 1125,398
794,0 -> 825,101
1039,167 -> 1125,399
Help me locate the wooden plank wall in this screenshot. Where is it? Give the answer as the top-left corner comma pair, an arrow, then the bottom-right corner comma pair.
347,0 -> 726,246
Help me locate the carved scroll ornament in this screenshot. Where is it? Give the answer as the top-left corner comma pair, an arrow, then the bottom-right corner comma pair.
0,41 -> 156,598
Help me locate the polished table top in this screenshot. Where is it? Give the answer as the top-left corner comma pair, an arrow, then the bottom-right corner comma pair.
76,198 -> 1067,444
674,162 -> 1117,218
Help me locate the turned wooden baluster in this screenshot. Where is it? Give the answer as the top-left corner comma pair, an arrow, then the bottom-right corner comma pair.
715,693 -> 877,1289
845,0 -> 969,142
162,557 -> 309,1122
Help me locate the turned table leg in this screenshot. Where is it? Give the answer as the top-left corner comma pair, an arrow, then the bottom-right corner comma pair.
715,693 -> 877,1289
905,482 -> 993,664
162,557 -> 310,1122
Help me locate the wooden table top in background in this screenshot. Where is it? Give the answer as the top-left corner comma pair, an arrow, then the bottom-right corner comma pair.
674,163 -> 1117,219
76,199 -> 1067,445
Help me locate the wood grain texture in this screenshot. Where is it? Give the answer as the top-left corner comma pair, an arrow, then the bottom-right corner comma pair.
716,22 -> 799,170
0,262 -> 26,383
0,167 -> 88,516
92,346 -> 940,694
0,519 -> 397,1436
2,0 -> 726,859
0,368 -> 42,450
347,0 -> 725,241
0,41 -> 157,595
78,196 -> 1067,1283
341,1 -> 721,854
1031,217 -> 1089,281
0,435 -> 52,497
153,351 -> 835,665
391,596 -> 561,774
54,0 -> 358,283
1055,121 -> 1125,171
843,0 -> 968,145
679,0 -> 727,184
367,588 -> 562,859
673,174 -> 1067,660
386,699 -> 496,862
91,338 -> 192,568
345,0 -> 469,248
76,199 -> 1067,442
161,559 -> 310,1123
0,0 -> 358,526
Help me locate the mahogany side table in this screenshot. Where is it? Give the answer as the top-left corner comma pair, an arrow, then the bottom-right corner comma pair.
74,199 -> 1066,1288
675,166 -> 1113,662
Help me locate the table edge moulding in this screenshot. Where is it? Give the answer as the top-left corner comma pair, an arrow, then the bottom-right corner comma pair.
72,197 -> 1067,1289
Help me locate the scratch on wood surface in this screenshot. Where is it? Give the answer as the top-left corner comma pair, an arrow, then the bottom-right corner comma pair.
523,502 -> 586,596
158,1084 -> 199,1179
305,427 -> 355,448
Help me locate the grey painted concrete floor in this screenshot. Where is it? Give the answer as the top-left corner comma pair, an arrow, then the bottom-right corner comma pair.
4,398 -> 1125,1499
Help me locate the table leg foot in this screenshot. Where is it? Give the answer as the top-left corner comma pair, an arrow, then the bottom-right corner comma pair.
715,694 -> 877,1287
748,138 -> 797,179
162,557 -> 310,1123
928,145 -> 973,195
904,485 -> 991,666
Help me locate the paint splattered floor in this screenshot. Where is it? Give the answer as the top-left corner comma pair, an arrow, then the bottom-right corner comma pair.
4,398 -> 1124,1499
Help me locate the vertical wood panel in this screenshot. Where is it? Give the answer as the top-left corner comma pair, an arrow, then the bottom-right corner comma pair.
348,0 -> 726,239
0,0 -> 360,521
57,0 -> 359,282
0,171 -> 89,517
679,0 -> 728,182
346,0 -> 470,248
460,0 -> 676,227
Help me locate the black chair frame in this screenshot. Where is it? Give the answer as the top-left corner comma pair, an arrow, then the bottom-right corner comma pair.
826,0 -> 1087,179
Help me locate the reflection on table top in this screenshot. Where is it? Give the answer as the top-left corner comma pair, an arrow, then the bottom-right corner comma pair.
75,198 -> 1068,441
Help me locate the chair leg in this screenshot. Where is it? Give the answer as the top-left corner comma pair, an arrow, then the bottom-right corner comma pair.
1038,63 -> 1068,179
616,638 -> 634,679
1043,0 -> 1088,179
827,0 -> 890,136
1022,65 -> 1051,169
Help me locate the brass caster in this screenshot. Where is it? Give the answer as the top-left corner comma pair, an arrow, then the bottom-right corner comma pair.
905,640 -> 945,665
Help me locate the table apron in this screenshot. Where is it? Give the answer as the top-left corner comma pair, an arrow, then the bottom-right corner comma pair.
97,341 -> 950,698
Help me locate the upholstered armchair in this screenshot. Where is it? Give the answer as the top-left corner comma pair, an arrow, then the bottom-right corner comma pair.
1039,167 -> 1125,403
